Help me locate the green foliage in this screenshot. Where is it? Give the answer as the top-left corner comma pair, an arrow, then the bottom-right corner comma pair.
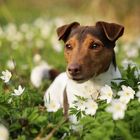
111,65 -> 140,92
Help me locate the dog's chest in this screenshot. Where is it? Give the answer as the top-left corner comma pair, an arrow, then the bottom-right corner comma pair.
44,63 -> 121,110
66,79 -> 101,106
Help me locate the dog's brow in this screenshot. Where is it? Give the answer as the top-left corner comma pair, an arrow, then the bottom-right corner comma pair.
69,26 -> 90,40
77,27 -> 90,42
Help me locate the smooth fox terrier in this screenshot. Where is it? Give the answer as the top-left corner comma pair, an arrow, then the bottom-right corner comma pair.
44,21 -> 124,120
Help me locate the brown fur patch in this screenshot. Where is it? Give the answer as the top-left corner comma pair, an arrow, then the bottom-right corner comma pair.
49,69 -> 60,80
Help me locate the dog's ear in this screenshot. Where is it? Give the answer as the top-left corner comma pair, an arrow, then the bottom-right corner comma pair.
96,21 -> 124,42
57,22 -> 80,42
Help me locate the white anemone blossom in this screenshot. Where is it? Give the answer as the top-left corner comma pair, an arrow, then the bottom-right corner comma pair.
126,47 -> 139,58
0,124 -> 9,140
33,54 -> 42,64
99,85 -> 113,103
51,34 -> 62,52
7,60 -> 15,70
75,100 -> 86,111
106,99 -> 127,120
73,97 -> 98,116
118,85 -> 135,104
12,85 -> 25,96
45,100 -> 60,112
121,59 -> 137,70
84,99 -> 98,116
0,70 -> 12,83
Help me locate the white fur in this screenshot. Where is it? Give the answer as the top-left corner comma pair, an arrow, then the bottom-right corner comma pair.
30,62 -> 52,88
44,63 -> 121,109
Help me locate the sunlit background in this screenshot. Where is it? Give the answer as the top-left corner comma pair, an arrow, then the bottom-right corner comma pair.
0,0 -> 140,39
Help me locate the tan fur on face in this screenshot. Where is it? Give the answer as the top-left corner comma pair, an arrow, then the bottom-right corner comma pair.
64,34 -> 114,81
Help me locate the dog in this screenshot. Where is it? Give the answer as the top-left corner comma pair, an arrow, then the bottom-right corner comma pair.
44,21 -> 124,120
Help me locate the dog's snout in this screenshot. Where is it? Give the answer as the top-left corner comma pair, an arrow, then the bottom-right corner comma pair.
68,64 -> 81,75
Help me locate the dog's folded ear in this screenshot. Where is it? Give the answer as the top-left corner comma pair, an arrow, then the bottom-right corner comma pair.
57,22 -> 80,42
96,21 -> 124,42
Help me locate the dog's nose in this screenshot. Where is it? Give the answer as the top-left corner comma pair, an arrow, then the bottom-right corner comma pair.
68,64 -> 81,75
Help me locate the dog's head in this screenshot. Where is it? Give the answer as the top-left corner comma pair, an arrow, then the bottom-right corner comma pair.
57,21 -> 124,82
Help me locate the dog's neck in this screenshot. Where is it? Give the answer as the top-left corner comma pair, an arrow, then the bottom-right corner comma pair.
66,63 -> 121,105
93,62 -> 121,84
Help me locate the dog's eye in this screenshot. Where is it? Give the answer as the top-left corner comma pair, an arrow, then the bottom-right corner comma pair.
89,43 -> 100,49
65,44 -> 72,50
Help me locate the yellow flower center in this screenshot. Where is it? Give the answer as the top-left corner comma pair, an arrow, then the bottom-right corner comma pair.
115,104 -> 121,111
108,92 -> 112,97
125,92 -> 130,96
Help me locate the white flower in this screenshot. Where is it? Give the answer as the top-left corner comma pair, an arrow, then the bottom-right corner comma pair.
40,24 -> 51,39
5,23 -> 17,42
73,96 -> 98,116
7,60 -> 15,70
54,18 -> 64,27
123,42 -> 139,58
118,85 -> 135,104
46,100 -> 60,112
33,54 -> 42,64
75,100 -> 86,111
136,91 -> 140,102
12,85 -> 25,96
118,96 -> 131,104
34,18 -> 45,28
106,99 -> 127,120
84,99 -> 98,116
51,35 -> 62,52
99,85 -> 113,103
0,124 -> 9,140
0,70 -> 12,83
121,59 -> 137,70
20,23 -> 29,33
126,47 -> 139,58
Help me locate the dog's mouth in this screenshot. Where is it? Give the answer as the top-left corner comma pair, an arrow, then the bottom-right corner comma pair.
71,76 -> 87,83
72,76 -> 84,81
66,71 -> 90,83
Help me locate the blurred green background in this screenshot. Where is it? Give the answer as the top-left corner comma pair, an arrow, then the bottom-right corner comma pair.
0,0 -> 140,73
0,0 -> 140,75
0,0 -> 140,40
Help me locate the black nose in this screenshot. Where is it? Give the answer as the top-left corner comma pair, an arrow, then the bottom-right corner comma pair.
68,64 -> 81,75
